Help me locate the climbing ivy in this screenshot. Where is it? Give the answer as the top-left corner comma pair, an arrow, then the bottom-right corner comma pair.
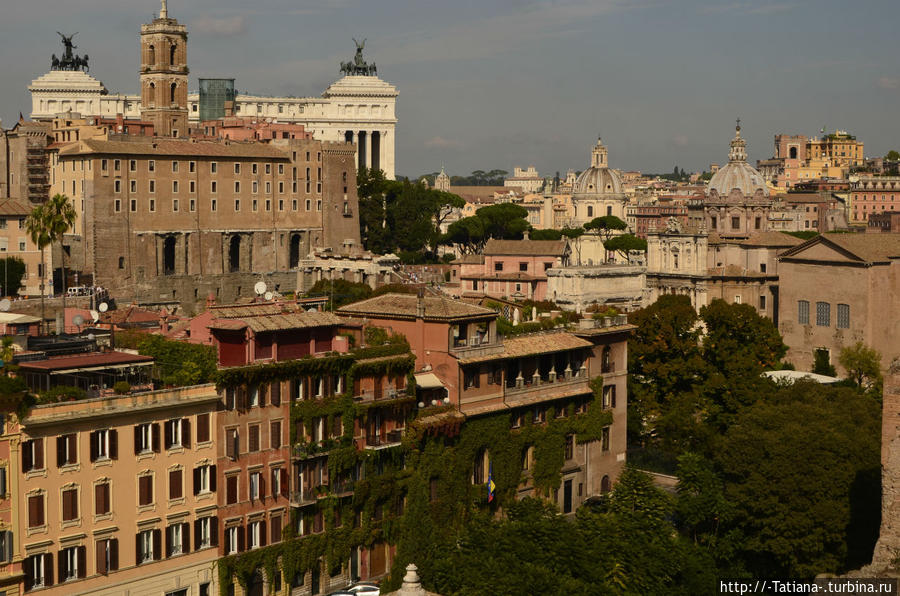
217,372 -> 613,595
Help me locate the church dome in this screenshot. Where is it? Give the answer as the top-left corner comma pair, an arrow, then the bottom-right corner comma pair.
708,123 -> 769,198
573,137 -> 624,196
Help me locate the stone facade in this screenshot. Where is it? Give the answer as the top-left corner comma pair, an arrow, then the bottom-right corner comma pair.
777,234 -> 900,374
546,264 -> 647,313
139,2 -> 189,137
54,136 -> 359,312
850,176 -> 900,225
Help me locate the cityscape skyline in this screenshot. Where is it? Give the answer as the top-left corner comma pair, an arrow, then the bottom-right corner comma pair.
1,0 -> 898,178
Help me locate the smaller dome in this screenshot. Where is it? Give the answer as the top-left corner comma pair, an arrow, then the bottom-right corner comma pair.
708,123 -> 769,198
573,137 -> 624,196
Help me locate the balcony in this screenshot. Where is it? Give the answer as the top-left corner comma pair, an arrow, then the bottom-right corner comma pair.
290,481 -> 355,507
504,367 -> 590,407
364,428 -> 403,450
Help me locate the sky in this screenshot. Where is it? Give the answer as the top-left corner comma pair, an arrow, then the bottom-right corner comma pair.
1,0 -> 898,179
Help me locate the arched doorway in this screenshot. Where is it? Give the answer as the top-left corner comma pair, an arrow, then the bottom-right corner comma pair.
290,233 -> 302,268
228,235 -> 241,272
163,236 -> 176,275
601,475 -> 611,494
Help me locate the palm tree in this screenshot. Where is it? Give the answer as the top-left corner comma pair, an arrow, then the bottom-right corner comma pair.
45,194 -> 77,326
25,204 -> 51,334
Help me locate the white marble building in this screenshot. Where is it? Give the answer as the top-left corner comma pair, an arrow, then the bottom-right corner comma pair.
29,40 -> 398,178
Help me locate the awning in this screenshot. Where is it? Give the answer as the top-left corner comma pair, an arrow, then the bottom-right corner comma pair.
414,373 -> 445,389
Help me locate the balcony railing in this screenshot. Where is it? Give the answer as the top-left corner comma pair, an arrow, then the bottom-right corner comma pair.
364,428 -> 403,450
503,368 -> 590,405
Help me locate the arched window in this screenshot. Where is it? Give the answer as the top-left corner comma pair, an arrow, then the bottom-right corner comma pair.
163,237 -> 176,275
148,45 -> 155,65
601,475 -> 611,494
170,44 -> 176,65
789,146 -> 798,159
170,82 -> 177,104
229,235 -> 241,272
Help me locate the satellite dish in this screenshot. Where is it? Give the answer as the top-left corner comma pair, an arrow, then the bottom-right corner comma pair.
264,291 -> 273,301
90,310 -> 100,322
98,302 -> 109,313
254,281 -> 267,296
0,299 -> 10,312
72,314 -> 84,327
307,307 -> 318,313
87,333 -> 95,341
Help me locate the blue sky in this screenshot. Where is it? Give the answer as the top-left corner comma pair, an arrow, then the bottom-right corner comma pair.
1,0 -> 898,178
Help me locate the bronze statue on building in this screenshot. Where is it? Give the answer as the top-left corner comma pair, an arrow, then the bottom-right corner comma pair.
340,38 -> 377,76
52,32 -> 90,72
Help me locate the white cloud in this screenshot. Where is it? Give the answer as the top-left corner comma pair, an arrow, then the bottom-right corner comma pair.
877,76 -> 900,90
191,16 -> 248,36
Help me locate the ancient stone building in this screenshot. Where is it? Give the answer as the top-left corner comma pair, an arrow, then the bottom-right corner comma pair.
570,138 -> 628,226
54,136 -> 359,311
139,0 -> 189,137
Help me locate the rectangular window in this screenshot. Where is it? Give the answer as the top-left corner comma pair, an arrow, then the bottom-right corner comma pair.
225,526 -> 240,555
23,439 -> 44,472
131,199 -> 137,212
265,181 -> 271,194
28,494 -> 44,527
249,471 -> 261,501
601,426 -> 610,451
226,428 -> 239,460
95,482 -> 110,515
226,475 -> 238,505
148,160 -> 155,172
56,434 -> 77,467
519,262 -> 528,272
211,162 -> 217,174
134,423 -> 158,455
172,180 -> 179,193
189,161 -> 196,173
96,537 -> 118,575
114,199 -> 122,213
173,199 -> 179,212
837,303 -> 850,329
271,514 -> 282,544
816,301 -> 831,326
211,199 -> 217,212
164,419 -> 189,449
798,300 -> 810,325
266,163 -> 272,175
759,295 -> 767,311
114,180 -> 121,193
494,262 -> 503,272
234,163 -> 241,174
149,199 -> 156,212
61,545 -> 83,581
169,469 -> 183,500
234,199 -> 240,212
196,516 -> 216,549
248,424 -> 260,452
166,523 -> 185,557
248,520 -> 264,550
172,161 -> 179,173
62,487 -> 78,521
196,413 -> 210,443
149,180 -> 155,193
130,159 -> 137,172
130,179 -> 137,193
90,429 -> 117,461
137,529 -> 158,564
189,199 -> 196,212
234,181 -> 241,193
252,181 -> 258,194
271,420 -> 281,449
211,181 -> 217,193
138,475 -> 154,506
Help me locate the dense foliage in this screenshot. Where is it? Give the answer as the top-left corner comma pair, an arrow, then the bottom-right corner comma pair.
304,279 -> 373,310
442,203 -> 531,254
0,257 -> 26,297
358,168 -> 465,258
418,169 -> 509,187
133,334 -> 217,387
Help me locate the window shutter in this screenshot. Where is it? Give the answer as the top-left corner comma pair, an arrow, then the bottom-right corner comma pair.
281,468 -> 288,497
57,550 -> 64,583
237,525 -> 245,552
95,483 -> 104,515
96,540 -> 107,575
271,421 -> 280,449
90,431 -> 98,462
152,424 -> 160,453
22,443 -> 31,473
182,419 -> 190,448
62,490 -> 73,521
249,425 -> 259,452
56,436 -> 65,467
165,526 -> 172,558
24,557 -> 33,592
210,516 -> 219,546
271,382 -> 281,406
109,538 -> 118,571
194,519 -> 201,551
181,522 -> 190,554
259,385 -> 266,408
169,469 -> 182,500
45,552 -> 53,586
197,413 -> 210,443
152,529 -> 161,560
135,533 -> 141,565
3,531 -> 11,563
226,431 -> 235,460
164,421 -> 173,450
28,495 -> 38,527
210,465 -> 217,492
77,545 -> 86,578
193,467 -> 200,496
260,473 -> 266,500
34,440 -> 43,469
260,522 -> 267,548
0,467 -> 6,497
134,426 -> 141,455
110,430 -> 118,459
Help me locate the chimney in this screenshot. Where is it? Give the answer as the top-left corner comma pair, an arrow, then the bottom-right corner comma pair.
416,288 -> 425,319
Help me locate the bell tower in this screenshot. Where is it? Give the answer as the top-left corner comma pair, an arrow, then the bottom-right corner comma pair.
140,0 -> 188,137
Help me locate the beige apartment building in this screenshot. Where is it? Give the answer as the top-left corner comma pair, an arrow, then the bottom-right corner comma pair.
16,384 -> 221,595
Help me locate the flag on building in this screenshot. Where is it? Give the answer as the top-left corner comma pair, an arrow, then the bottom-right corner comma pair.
487,461 -> 496,502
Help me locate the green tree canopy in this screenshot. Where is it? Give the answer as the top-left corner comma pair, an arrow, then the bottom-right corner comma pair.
838,341 -> 883,393
133,334 -> 217,387
0,257 -> 26,297
305,279 -> 373,310
441,203 -> 530,253
585,215 -> 628,242
885,150 -> 899,161
603,234 -> 647,260
357,168 -> 464,257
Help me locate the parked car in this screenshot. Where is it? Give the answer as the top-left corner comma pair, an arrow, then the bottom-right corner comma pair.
348,582 -> 380,595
